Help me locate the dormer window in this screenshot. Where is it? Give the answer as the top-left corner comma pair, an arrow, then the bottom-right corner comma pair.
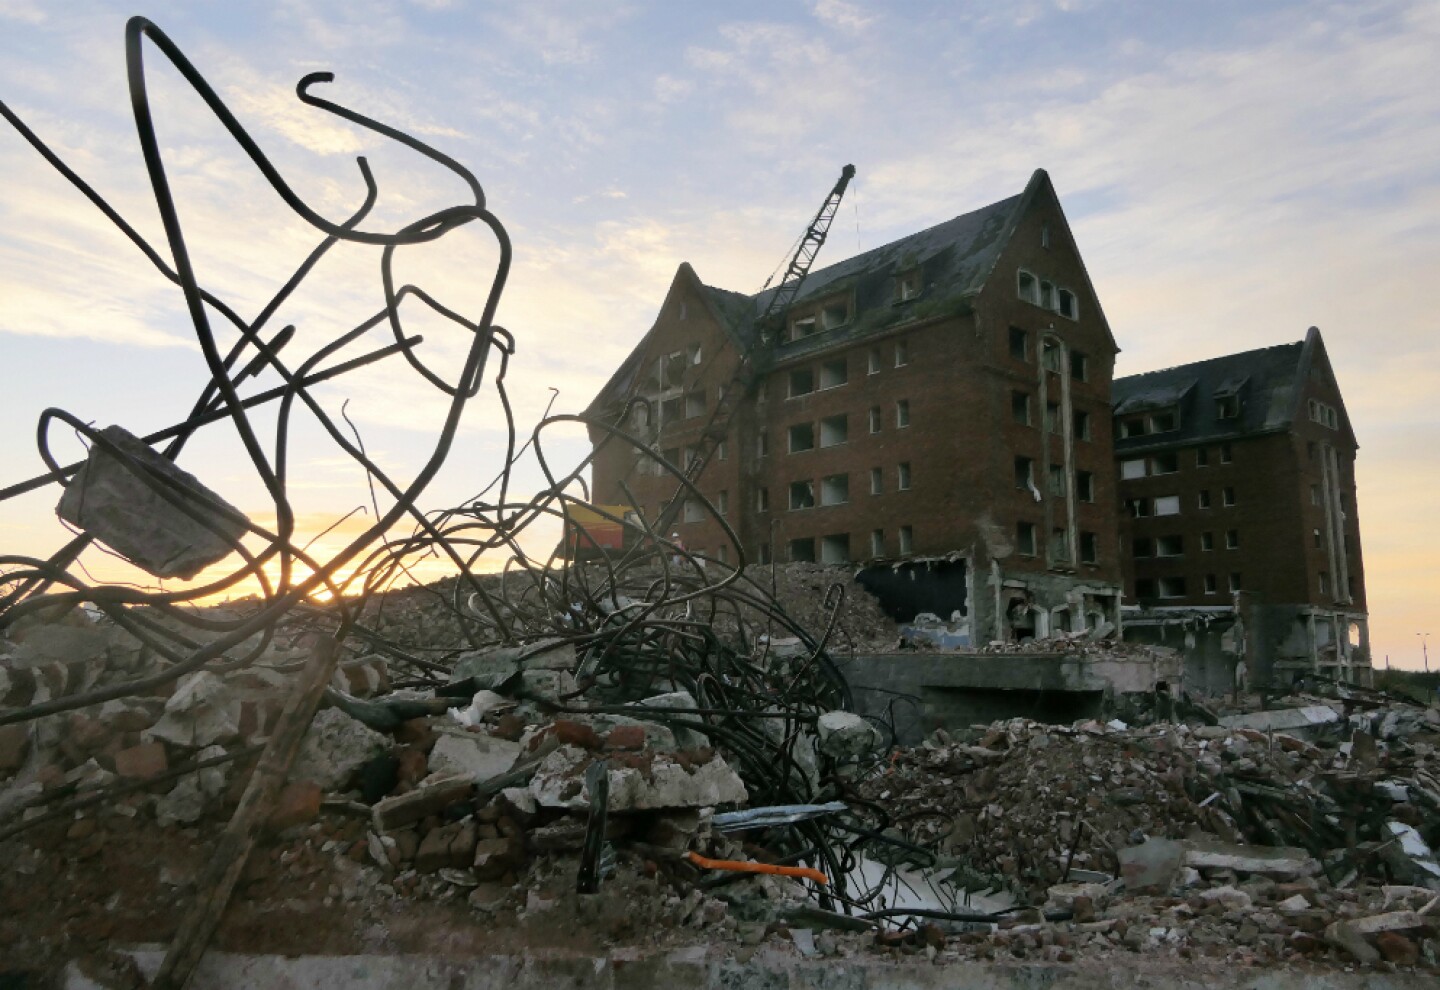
1216,395 -> 1240,420
789,316 -> 817,341
895,270 -> 921,302
820,301 -> 850,330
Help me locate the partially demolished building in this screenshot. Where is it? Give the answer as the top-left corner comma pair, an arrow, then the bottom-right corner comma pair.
1113,327 -> 1370,688
585,170 -> 1126,646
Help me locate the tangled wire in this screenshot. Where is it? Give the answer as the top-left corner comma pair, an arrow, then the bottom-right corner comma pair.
0,17 -> 975,925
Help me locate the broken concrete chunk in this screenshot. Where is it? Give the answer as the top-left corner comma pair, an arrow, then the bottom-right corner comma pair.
1349,910 -> 1425,935
1116,837 -> 1185,893
529,744 -> 747,812
1182,838 -> 1319,878
427,730 -> 521,783
1325,920 -> 1381,963
372,774 -> 474,832
1197,885 -> 1252,911
1217,705 -> 1339,736
146,671 -> 242,749
517,668 -> 575,703
291,708 -> 391,792
629,691 -> 708,748
1380,821 -> 1440,889
451,638 -> 576,688
155,776 -> 207,827
815,711 -> 881,761
56,424 -> 248,580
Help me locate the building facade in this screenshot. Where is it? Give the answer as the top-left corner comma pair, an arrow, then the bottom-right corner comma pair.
584,170 -> 1125,645
1112,328 -> 1370,687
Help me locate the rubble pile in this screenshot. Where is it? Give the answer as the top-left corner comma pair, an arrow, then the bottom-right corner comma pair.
735,563 -> 900,652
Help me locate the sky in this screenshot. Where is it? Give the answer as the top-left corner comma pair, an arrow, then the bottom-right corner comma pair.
0,1 -> 1436,668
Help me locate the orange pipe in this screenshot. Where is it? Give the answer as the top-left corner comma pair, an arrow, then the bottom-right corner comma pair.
684,850 -> 829,885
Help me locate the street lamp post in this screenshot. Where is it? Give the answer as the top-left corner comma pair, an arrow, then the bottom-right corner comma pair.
1420,633 -> 1431,674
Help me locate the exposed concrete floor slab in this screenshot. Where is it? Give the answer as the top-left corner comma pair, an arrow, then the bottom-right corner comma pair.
64,946 -> 1436,990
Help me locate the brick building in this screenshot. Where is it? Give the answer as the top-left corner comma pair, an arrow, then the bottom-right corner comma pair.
1112,327 -> 1370,686
584,169 -> 1125,644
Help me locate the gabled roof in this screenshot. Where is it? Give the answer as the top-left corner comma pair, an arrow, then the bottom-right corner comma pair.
1112,328 -> 1343,449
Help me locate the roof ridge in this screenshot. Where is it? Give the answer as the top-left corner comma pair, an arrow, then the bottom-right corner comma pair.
1115,339 -> 1304,383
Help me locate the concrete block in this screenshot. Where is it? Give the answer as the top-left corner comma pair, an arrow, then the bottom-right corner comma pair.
428,731 -> 521,782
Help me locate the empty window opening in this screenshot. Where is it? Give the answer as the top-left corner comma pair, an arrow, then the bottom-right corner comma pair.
1204,574 -> 1218,595
1009,326 -> 1028,361
1201,531 -> 1215,551
1012,391 -> 1032,426
788,368 -> 815,397
820,474 -> 849,506
896,271 -> 921,302
661,396 -> 684,424
1216,395 -> 1239,419
1047,463 -> 1066,497
871,529 -> 884,556
869,467 -> 882,495
687,343 -> 702,365
1310,484 -> 1321,506
1041,224 -> 1051,249
1225,529 -> 1239,550
685,389 -> 705,419
1076,471 -> 1094,502
1124,497 -> 1151,518
1039,280 -> 1055,310
1015,456 -> 1035,491
1220,443 -> 1233,463
757,488 -> 769,512
1153,495 -> 1181,516
819,414 -> 848,447
758,542 -> 772,564
789,480 -> 815,510
789,538 -> 816,563
1057,288 -> 1077,319
895,399 -> 911,428
789,316 -> 817,341
717,491 -> 729,516
898,525 -> 914,554
1119,417 -> 1147,439
1228,572 -> 1241,592
1319,571 -> 1329,596
1045,402 -> 1061,434
1132,537 -> 1154,558
1069,350 -> 1087,380
1051,527 -> 1071,562
788,423 -> 815,453
820,533 -> 850,564
1073,409 -> 1091,440
1017,270 -> 1039,304
818,358 -> 848,389
1080,532 -> 1098,564
1158,576 -> 1187,599
821,302 -> 850,330
1222,486 -> 1236,507
1156,534 -> 1184,557
682,499 -> 704,523
1150,452 -> 1179,475
1042,340 -> 1062,372
868,406 -> 882,433
1198,489 -> 1211,509
897,462 -> 912,490
1149,409 -> 1178,433
716,545 -> 728,565
1120,459 -> 1146,480
1313,527 -> 1322,549
684,445 -> 701,468
1196,447 -> 1209,468
1307,441 -> 1316,461
1135,578 -> 1157,599
660,351 -> 686,389
757,430 -> 769,457
1016,522 -> 1037,556
894,339 -> 910,367
868,347 -> 882,374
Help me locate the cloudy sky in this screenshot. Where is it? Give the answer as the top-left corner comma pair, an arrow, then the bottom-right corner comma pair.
1,1 -> 1436,668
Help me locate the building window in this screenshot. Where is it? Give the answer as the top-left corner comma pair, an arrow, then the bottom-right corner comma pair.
1014,456 -> 1035,490
1135,578 -> 1156,599
1119,417 -> 1147,439
757,542 -> 771,564
1150,452 -> 1179,475
1076,471 -> 1094,502
1051,527 -> 1071,562
1041,340 -> 1062,372
1057,288 -> 1077,320
1016,521 -> 1037,556
682,499 -> 704,523
1080,532 -> 1098,564
1198,489 -> 1211,509
661,396 -> 684,424
1039,280 -> 1055,310
819,414 -> 848,447
1216,395 -> 1239,420
896,271 -> 921,302
1124,496 -> 1151,518
789,480 -> 815,510
1149,409 -> 1178,433
868,347 -> 881,374
1201,531 -> 1215,551
1222,486 -> 1236,507
789,537 -> 815,562
1120,459 -> 1146,480
818,358 -> 847,389
1220,443 -> 1233,464
820,474 -> 849,506
897,462 -> 912,490
1153,495 -> 1180,516
789,316 -> 817,341
1045,402 -> 1061,434
1043,464 -> 1063,498
894,339 -> 909,367
1070,350 -> 1088,381
871,529 -> 884,557
757,380 -> 768,403
895,399 -> 910,428
1156,534 -> 1184,557
1158,576 -> 1187,599
1041,223 -> 1051,249
1307,441 -> 1316,461
869,406 -> 882,433
717,440 -> 727,461
1204,574 -> 1218,595
870,468 -> 882,495
898,525 -> 914,555
1073,409 -> 1091,441
716,545 -> 728,565
685,389 -> 705,419
1228,572 -> 1241,592
1009,326 -> 1028,361
1310,484 -> 1321,506
1012,391 -> 1032,426
1313,527 -> 1322,548
788,368 -> 814,397
1133,537 -> 1153,558
821,301 -> 850,330
788,423 -> 815,453
758,430 -> 769,458
757,488 -> 769,512
717,490 -> 729,516
820,533 -> 850,564
1196,447 -> 1209,468
1017,270 -> 1039,305
1319,571 -> 1329,596
1225,528 -> 1239,550
684,445 -> 701,468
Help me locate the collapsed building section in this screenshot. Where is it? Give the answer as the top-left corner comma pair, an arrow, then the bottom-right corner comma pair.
583,169 -> 1126,650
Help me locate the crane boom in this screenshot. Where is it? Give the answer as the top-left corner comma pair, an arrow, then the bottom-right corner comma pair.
653,164 -> 856,537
